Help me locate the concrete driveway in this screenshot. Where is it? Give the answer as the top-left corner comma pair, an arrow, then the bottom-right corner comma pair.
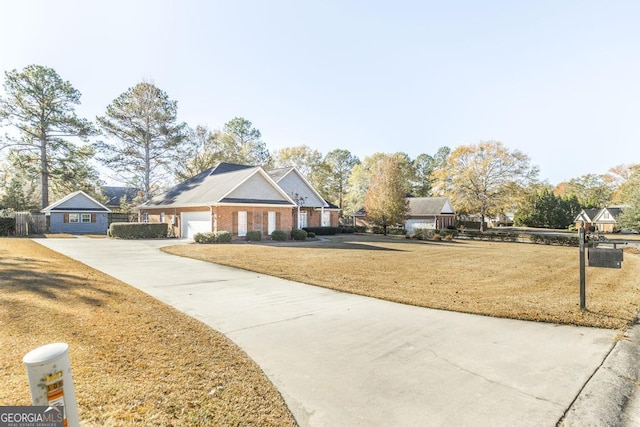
35,238 -> 616,426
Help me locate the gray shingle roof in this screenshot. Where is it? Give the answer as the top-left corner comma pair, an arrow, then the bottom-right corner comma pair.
141,163 -> 294,208
407,197 -> 455,216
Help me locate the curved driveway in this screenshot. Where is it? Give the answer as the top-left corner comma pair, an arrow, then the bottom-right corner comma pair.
36,238 -> 615,426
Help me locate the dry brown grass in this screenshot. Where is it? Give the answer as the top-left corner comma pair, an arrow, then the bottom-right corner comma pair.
0,239 -> 295,426
163,234 -> 640,330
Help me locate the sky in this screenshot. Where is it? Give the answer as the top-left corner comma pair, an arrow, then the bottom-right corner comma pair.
1,0 -> 639,185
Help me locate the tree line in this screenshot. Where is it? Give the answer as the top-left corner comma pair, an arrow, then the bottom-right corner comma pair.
1,64 -> 639,232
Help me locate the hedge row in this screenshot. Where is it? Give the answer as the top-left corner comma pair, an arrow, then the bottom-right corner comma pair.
458,230 -> 580,246
108,222 -> 168,239
458,231 -> 522,242
528,234 -> 580,246
0,218 -> 15,236
193,231 -> 232,244
412,229 -> 456,241
302,226 -> 357,235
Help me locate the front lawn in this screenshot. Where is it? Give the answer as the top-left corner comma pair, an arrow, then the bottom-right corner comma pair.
0,239 -> 295,426
163,234 -> 640,329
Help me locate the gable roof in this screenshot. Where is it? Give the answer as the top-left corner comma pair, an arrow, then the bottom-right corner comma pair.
574,208 -> 600,223
267,167 -> 329,208
141,163 -> 296,208
593,206 -> 627,223
407,197 -> 455,216
42,191 -> 111,213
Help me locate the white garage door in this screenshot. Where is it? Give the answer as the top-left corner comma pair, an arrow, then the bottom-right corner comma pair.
181,211 -> 211,239
405,219 -> 435,234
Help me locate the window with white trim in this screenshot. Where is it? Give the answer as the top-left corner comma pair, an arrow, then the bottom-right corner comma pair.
268,211 -> 276,234
322,211 -> 331,227
238,211 -> 247,237
81,214 -> 92,223
69,214 -> 79,223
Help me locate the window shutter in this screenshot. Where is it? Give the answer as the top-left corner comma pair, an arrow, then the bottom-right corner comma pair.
276,212 -> 281,229
64,213 -> 69,223
248,212 -> 254,230
91,214 -> 96,223
232,211 -> 238,234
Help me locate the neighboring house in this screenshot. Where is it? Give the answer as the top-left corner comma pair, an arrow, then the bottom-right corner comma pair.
42,190 -> 111,234
267,167 -> 340,229
592,206 -> 626,233
138,163 -> 339,239
574,208 -> 600,231
487,212 -> 515,228
405,197 -> 456,233
102,186 -> 141,210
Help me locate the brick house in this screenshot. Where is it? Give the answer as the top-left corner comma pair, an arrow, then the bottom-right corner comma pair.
574,206 -> 627,233
267,167 -> 340,229
138,163 -> 339,239
405,197 -> 456,234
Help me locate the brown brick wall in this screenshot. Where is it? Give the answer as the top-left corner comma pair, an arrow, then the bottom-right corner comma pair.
213,206 -> 294,239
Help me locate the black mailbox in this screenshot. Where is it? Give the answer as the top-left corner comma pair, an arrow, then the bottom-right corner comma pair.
588,247 -> 623,268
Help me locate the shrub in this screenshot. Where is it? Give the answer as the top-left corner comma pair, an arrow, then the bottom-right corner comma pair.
291,228 -> 307,241
216,230 -> 232,243
271,230 -> 287,241
246,230 -> 262,241
194,232 -> 217,243
413,229 -> 424,240
109,222 -> 168,239
302,226 -> 338,235
0,218 -> 15,236
371,226 -> 405,235
529,234 -> 579,247
307,231 -> 316,238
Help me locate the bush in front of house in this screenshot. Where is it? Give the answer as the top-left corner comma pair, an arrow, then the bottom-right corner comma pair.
0,218 -> 15,236
246,230 -> 262,241
109,222 -> 169,239
271,230 -> 287,241
194,232 -> 217,243
307,231 -> 316,238
215,230 -> 232,243
291,228 -> 307,241
302,226 -> 339,235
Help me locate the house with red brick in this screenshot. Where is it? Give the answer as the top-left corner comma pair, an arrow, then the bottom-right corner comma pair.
138,163 -> 339,239
267,166 -> 340,230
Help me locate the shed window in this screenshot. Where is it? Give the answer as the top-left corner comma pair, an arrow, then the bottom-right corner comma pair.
69,214 -> 79,223
81,214 -> 92,223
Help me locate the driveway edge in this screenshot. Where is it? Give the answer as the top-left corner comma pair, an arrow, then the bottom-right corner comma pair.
560,321 -> 640,426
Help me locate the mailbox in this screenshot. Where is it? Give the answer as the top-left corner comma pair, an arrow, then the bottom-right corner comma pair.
588,247 -> 623,268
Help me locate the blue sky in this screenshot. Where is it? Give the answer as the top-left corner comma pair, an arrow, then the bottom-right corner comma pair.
1,0 -> 639,185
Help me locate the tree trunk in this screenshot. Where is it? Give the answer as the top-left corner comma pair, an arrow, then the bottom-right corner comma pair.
40,136 -> 49,209
144,133 -> 151,201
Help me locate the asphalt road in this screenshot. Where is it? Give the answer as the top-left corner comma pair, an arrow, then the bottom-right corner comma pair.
35,238 -> 618,426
